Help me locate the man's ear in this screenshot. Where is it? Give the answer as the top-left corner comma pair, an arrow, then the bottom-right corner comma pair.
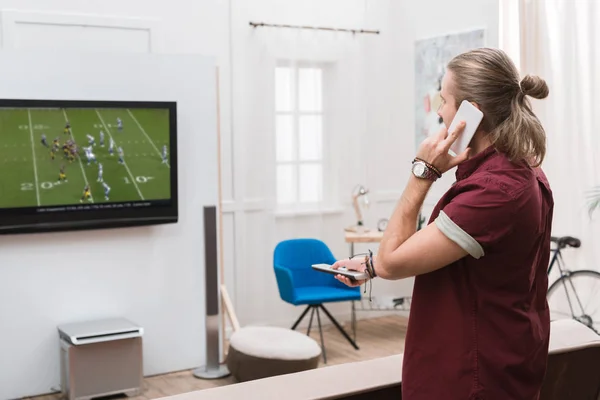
470,101 -> 481,110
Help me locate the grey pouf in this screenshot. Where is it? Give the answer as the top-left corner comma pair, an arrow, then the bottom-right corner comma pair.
226,326 -> 322,382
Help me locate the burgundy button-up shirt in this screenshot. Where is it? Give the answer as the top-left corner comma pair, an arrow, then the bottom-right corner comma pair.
402,146 -> 553,399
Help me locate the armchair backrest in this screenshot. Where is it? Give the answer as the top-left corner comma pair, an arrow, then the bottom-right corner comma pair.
273,238 -> 348,289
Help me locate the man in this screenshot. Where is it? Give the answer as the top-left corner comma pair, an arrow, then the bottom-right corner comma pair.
334,48 -> 553,399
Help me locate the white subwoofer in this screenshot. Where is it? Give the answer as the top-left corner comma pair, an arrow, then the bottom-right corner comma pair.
58,318 -> 144,400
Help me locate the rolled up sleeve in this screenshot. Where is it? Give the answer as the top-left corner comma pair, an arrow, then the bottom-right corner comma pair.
435,180 -> 515,258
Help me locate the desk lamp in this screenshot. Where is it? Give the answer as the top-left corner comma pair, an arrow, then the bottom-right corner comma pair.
345,185 -> 370,233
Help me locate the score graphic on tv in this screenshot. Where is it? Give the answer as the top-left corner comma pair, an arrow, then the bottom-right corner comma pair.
0,100 -> 178,234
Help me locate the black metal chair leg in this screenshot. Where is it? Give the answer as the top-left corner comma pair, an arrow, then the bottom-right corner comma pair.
351,301 -> 356,341
316,306 -> 327,364
306,306 -> 315,336
291,305 -> 312,330
319,304 -> 359,350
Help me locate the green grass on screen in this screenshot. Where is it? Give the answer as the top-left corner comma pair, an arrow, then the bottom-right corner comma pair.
0,107 -> 171,208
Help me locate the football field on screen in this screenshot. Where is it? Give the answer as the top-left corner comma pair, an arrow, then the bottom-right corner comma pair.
0,107 -> 171,208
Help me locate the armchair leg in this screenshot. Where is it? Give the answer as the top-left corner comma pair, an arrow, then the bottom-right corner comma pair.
306,306 -> 316,336
319,304 -> 360,350
316,306 -> 327,364
291,305 -> 312,330
351,301 -> 357,341
291,304 -> 353,364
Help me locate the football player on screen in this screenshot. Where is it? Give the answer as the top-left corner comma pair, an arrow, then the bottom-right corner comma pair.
62,141 -> 71,158
86,134 -> 96,147
99,131 -> 105,147
162,145 -> 168,164
117,117 -> 123,132
97,163 -> 104,183
57,164 -> 67,184
118,147 -> 124,164
66,141 -> 77,163
84,146 -> 97,165
64,121 -> 71,135
103,182 -> 111,201
50,140 -> 59,161
80,185 -> 91,203
41,133 -> 48,148
108,138 -> 115,156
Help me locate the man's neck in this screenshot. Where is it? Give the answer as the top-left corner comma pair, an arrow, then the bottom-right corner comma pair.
469,131 -> 493,155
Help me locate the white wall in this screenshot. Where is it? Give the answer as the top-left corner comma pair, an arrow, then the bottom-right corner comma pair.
0,2 -> 225,398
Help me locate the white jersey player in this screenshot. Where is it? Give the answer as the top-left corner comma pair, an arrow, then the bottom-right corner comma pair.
162,145 -> 168,164
84,146 -> 97,165
108,138 -> 115,156
118,147 -> 124,164
117,118 -> 123,132
97,163 -> 103,182
86,134 -> 95,147
99,131 -> 105,147
103,182 -> 111,201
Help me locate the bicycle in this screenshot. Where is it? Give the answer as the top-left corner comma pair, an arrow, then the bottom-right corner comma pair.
547,236 -> 600,334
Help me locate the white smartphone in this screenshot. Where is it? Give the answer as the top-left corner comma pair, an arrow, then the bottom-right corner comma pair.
448,100 -> 484,156
311,263 -> 370,282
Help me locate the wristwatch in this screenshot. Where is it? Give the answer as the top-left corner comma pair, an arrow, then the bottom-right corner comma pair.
411,159 -> 439,181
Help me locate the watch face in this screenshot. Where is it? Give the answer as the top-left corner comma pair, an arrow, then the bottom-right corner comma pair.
413,162 -> 426,177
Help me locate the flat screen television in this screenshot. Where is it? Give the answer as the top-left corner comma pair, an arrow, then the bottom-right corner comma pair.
0,99 -> 178,234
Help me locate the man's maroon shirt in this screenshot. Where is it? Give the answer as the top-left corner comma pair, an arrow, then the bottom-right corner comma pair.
402,146 -> 554,399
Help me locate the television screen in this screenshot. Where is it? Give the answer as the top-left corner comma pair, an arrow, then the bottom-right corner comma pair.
0,99 -> 178,234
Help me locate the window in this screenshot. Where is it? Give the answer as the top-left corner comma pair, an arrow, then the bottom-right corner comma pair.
275,64 -> 324,206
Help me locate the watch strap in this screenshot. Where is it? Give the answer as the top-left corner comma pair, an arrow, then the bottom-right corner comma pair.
412,158 -> 442,179
411,160 -> 439,181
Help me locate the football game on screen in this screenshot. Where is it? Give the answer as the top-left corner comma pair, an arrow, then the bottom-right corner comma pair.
0,107 -> 171,208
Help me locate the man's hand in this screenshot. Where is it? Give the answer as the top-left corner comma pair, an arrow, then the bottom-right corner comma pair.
332,257 -> 368,287
416,122 -> 471,174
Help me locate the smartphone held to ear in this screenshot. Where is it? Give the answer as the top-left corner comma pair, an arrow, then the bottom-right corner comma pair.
448,100 -> 484,156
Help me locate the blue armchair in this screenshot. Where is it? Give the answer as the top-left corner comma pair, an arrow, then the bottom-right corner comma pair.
273,238 -> 361,363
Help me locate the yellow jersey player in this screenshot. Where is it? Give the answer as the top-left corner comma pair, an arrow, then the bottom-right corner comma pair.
57,164 -> 67,184
50,143 -> 58,160
64,121 -> 71,135
63,140 -> 74,163
80,185 -> 91,203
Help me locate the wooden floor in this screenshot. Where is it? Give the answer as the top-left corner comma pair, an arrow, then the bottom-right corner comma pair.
29,315 -> 408,400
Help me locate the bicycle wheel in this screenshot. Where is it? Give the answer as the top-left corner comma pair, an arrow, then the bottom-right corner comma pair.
547,270 -> 600,334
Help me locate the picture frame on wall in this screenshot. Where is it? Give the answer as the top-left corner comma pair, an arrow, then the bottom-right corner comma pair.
414,28 -> 486,152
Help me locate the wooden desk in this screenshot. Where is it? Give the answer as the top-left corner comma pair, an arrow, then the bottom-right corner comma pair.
344,229 -> 385,341
345,229 -> 384,255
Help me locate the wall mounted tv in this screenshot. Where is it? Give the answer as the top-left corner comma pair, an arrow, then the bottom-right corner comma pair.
0,99 -> 178,234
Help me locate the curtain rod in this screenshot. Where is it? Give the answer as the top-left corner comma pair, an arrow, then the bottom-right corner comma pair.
249,21 -> 380,35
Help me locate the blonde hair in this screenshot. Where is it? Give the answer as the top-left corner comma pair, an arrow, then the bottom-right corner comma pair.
447,48 -> 549,167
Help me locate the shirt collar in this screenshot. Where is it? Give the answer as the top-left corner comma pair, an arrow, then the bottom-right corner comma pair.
455,145 -> 497,181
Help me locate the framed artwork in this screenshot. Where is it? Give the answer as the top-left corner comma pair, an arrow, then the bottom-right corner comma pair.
414,29 -> 485,151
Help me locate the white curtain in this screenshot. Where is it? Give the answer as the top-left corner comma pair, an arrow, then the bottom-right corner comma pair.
233,22 -> 375,325
500,0 -> 600,277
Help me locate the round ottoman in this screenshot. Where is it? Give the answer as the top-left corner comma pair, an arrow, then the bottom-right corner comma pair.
226,326 -> 322,382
